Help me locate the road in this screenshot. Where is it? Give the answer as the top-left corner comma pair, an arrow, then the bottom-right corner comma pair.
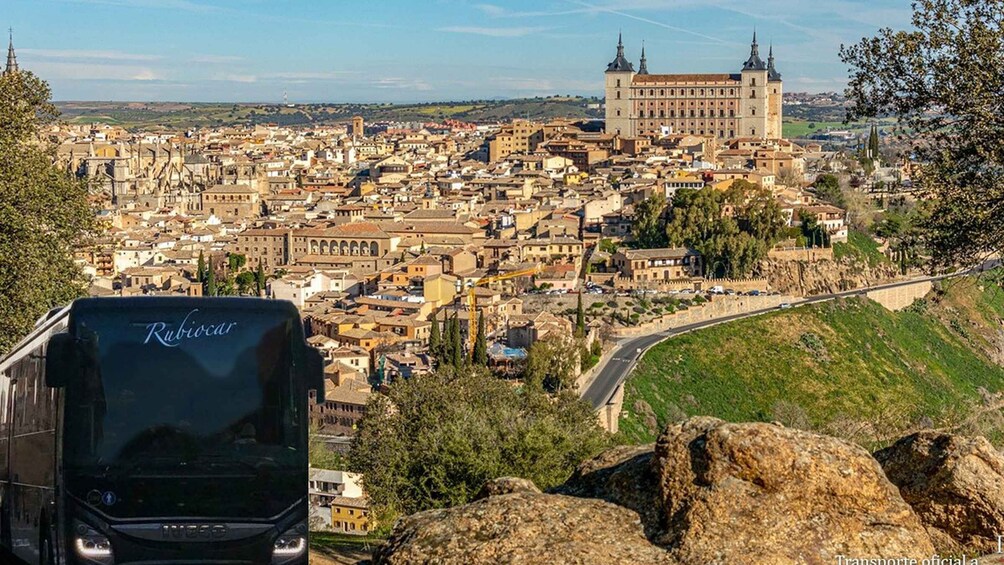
580,272 -> 970,409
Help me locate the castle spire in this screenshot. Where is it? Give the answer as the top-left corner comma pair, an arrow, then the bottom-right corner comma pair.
638,41 -> 649,75
5,28 -> 18,75
742,29 -> 766,71
767,42 -> 782,81
606,31 -> 635,73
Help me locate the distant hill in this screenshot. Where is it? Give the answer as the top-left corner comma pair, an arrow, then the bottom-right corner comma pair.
54,96 -> 604,131
619,274 -> 1004,449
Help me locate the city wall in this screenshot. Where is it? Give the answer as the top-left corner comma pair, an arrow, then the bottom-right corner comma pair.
866,279 -> 932,311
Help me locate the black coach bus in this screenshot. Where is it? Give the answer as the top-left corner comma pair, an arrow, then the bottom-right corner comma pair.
0,297 -> 324,564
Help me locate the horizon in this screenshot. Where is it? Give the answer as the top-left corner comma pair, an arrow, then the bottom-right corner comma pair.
5,0 -> 909,103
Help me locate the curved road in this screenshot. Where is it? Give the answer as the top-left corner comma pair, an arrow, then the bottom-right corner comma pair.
580,272 -> 975,409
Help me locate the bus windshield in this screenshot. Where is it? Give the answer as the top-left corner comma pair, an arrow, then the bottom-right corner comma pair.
63,305 -> 306,518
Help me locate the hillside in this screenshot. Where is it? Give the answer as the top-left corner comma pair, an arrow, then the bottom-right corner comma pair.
54,96 -> 604,130
619,275 -> 1004,448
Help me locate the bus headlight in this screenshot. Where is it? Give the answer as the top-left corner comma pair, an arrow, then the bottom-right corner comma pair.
273,534 -> 306,556
74,521 -> 113,560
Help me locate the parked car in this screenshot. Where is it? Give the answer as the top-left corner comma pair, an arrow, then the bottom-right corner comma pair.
778,303 -> 792,309
709,285 -> 725,294
749,290 -> 762,296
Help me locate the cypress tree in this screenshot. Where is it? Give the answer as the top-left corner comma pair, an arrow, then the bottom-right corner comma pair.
451,312 -> 463,369
196,250 -> 207,283
206,258 -> 217,296
429,311 -> 442,359
472,311 -> 488,367
255,263 -> 266,296
574,291 -> 585,338
442,310 -> 455,364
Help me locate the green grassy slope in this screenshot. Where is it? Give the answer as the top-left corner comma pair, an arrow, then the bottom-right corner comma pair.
619,278 -> 1004,449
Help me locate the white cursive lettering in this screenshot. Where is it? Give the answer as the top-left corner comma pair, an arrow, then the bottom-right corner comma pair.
143,309 -> 238,347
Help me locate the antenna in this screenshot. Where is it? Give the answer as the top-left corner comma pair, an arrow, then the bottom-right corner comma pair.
283,90 -> 288,106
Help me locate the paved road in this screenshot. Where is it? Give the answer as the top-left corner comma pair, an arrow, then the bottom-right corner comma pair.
580,272 -> 968,409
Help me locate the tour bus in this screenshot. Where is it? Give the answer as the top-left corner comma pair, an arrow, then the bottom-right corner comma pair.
0,297 -> 324,565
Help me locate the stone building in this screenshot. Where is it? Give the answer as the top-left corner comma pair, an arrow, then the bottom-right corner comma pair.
604,32 -> 782,140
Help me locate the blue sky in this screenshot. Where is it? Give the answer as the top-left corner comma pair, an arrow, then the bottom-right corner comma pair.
4,0 -> 913,103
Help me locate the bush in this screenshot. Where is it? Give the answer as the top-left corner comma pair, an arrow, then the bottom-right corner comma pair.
350,367 -> 609,518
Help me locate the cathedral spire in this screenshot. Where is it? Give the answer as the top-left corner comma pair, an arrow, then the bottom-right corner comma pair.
638,41 -> 648,75
5,28 -> 18,75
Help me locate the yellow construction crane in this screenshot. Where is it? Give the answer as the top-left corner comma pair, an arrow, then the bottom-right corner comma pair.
466,264 -> 542,353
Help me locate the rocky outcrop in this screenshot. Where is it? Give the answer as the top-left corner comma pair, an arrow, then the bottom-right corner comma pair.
375,417 -> 951,564
372,492 -> 675,565
875,431 -> 1004,555
762,258 -> 901,296
473,476 -> 540,500
653,417 -> 934,564
556,444 -> 662,538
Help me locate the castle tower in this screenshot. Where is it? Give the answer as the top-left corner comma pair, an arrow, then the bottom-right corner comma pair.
637,42 -> 649,75
5,28 -> 18,75
766,43 -> 783,139
739,31 -> 770,139
604,32 -> 635,136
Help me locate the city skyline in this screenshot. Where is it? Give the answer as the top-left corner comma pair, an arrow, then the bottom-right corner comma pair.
4,0 -> 911,102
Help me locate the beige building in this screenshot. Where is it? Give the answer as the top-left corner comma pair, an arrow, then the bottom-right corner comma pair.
200,184 -> 260,220
290,222 -> 399,261
612,247 -> 704,282
605,32 -> 782,140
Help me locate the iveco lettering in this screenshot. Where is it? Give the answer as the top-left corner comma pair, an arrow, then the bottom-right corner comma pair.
0,297 -> 324,564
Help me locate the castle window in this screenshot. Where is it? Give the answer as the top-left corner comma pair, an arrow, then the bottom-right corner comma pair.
773,88 -> 778,94
670,89 -> 675,96
670,110 -> 675,117
750,90 -> 756,98
730,130 -> 735,137
616,109 -> 621,116
729,109 -> 735,117
730,89 -> 735,96
750,78 -> 757,86
689,89 -> 694,96
751,107 -> 756,116
700,89 -> 705,96
699,110 -> 705,117
751,127 -> 757,135
660,89 -> 665,96
659,110 -> 665,118
689,110 -> 695,117
650,89 -> 654,96
616,91 -> 621,99
616,79 -> 621,87
720,89 -> 725,95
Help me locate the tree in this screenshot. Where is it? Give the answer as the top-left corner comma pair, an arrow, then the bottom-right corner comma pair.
197,250 -> 207,283
349,367 -> 609,518
254,263 -> 266,296
206,258 -> 217,296
867,124 -> 880,162
812,174 -> 845,208
451,312 -> 463,370
525,335 -> 580,393
841,0 -> 1003,267
227,253 -> 247,272
429,312 -> 442,360
630,192 -> 669,248
235,271 -> 256,295
664,186 -> 785,279
442,310 -> 455,366
472,312 -> 488,367
574,292 -> 586,338
0,69 -> 96,351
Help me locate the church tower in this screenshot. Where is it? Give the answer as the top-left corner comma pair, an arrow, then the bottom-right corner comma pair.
604,32 -> 635,136
739,31 -> 769,139
766,43 -> 783,139
4,29 -> 18,75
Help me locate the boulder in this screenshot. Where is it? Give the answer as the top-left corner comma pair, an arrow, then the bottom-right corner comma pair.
556,443 -> 663,538
652,417 -> 934,564
372,492 -> 675,565
473,476 -> 541,501
875,431 -> 1004,555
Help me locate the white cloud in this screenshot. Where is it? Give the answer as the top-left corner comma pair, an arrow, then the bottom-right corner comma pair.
372,77 -> 432,91
27,61 -> 164,81
192,54 -> 244,64
437,26 -> 550,38
20,48 -> 163,61
218,74 -> 257,83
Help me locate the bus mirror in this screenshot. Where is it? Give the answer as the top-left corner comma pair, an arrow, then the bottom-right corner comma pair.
45,333 -> 79,388
306,348 -> 325,404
